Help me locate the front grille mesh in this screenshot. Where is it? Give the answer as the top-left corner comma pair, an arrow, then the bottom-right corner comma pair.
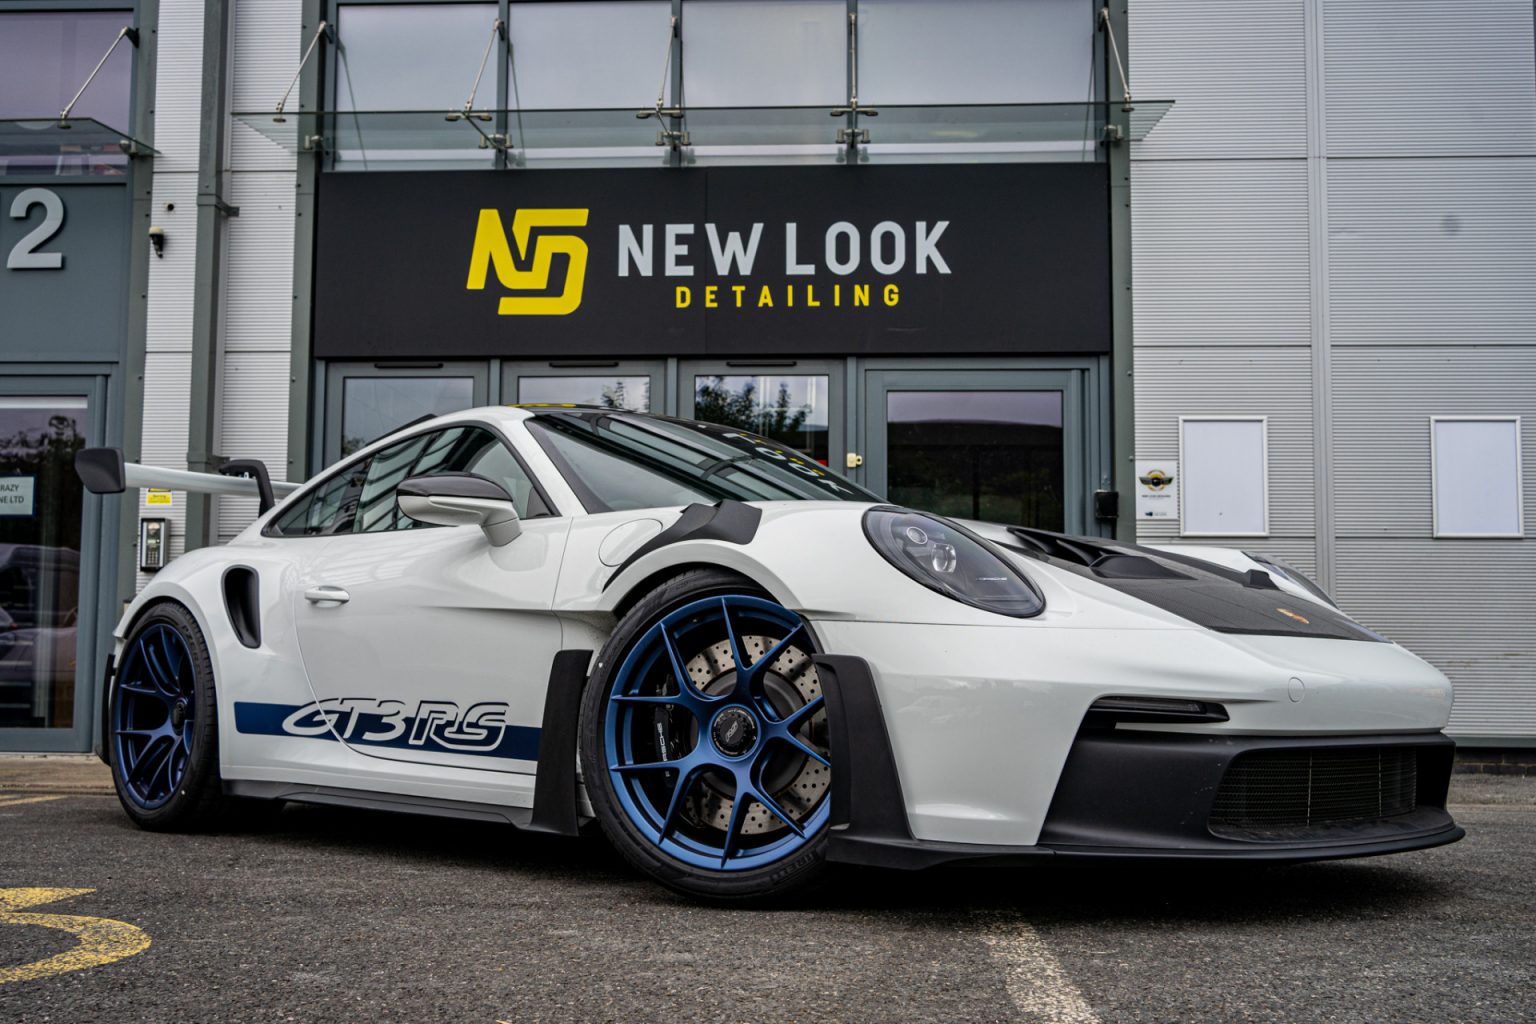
1209,748 -> 1419,838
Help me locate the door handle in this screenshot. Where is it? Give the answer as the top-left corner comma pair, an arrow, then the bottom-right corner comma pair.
304,585 -> 350,605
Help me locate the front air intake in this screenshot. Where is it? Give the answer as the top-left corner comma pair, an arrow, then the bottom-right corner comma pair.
1209,747 -> 1419,839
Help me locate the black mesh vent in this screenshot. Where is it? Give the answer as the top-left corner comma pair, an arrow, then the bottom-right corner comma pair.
1210,748 -> 1419,839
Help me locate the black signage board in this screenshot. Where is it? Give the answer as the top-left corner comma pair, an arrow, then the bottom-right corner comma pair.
313,163 -> 1109,360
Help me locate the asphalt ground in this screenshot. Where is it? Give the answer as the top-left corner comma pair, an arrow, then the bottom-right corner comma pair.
0,757 -> 1531,1024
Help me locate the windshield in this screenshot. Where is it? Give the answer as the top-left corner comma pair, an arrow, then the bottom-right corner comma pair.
525,411 -> 879,513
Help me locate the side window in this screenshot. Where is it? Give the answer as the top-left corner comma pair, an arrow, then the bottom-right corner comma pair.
272,426 -> 548,538
271,458 -> 371,536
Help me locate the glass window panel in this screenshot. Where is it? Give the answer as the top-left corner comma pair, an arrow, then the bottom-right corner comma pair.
0,397 -> 86,730
682,0 -> 847,107
0,12 -> 133,126
336,3 -> 497,111
340,377 -> 474,457
508,2 -> 672,109
1180,418 -> 1268,536
518,376 -> 651,411
1432,418 -> 1523,537
857,0 -> 1098,105
885,390 -> 1063,528
693,374 -> 831,464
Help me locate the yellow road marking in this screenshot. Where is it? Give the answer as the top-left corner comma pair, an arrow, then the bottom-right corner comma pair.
0,795 -> 66,808
0,888 -> 151,985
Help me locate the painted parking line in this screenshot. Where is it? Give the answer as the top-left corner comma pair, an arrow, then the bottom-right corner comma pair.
0,795 -> 66,809
0,888 -> 151,986
976,913 -> 1100,1024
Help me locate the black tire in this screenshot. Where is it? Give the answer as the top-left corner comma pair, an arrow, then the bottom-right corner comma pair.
580,569 -> 831,902
110,602 -> 233,831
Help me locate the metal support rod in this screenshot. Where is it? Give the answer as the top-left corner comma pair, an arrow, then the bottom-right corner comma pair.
1099,7 -> 1133,109
275,19 -> 329,120
653,16 -> 678,113
460,17 -> 506,117
60,25 -> 138,123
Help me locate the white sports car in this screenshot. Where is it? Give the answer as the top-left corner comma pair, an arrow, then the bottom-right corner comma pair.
76,406 -> 1462,900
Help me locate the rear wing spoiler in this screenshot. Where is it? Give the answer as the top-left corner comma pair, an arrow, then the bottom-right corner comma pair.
75,448 -> 300,515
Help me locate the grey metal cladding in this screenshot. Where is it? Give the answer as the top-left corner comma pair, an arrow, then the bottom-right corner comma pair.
1323,0 -> 1536,158
1130,0 -> 1307,161
1331,346 -> 1536,538
1327,158 -> 1536,345
1132,161 -> 1311,346
1132,346 -> 1315,541
1335,539 -> 1536,738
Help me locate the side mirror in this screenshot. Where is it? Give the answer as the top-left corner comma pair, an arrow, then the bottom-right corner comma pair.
397,472 -> 521,546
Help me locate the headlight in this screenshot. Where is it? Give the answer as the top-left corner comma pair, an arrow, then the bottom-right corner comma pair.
863,508 -> 1044,618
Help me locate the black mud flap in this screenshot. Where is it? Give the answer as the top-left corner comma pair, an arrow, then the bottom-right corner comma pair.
525,649 -> 594,836
813,654 -> 919,866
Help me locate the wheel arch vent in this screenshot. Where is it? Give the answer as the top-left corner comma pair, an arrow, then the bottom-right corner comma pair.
221,566 -> 261,649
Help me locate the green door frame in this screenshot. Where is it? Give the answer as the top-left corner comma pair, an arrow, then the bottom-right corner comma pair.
856,358 -> 1106,536
0,372 -> 113,753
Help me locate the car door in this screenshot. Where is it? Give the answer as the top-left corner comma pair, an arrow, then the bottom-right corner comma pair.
284,424 -> 570,774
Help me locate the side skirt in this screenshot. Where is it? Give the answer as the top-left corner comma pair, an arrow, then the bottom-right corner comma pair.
225,779 -> 534,827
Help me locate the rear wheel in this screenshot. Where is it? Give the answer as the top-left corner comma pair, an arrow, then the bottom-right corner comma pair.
581,570 -> 832,901
111,603 -> 230,830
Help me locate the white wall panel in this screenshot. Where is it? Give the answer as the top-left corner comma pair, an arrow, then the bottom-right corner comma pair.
223,175 -> 296,353
1334,540 -> 1536,739
230,0 -> 301,172
136,351 -> 192,592
1133,346 -> 1315,540
1331,346 -> 1536,538
1323,0 -> 1536,157
216,351 -> 291,543
1129,0 -> 1307,160
149,0 -> 204,174
1132,160 -> 1311,345
144,174 -> 199,353
1328,158 -> 1536,346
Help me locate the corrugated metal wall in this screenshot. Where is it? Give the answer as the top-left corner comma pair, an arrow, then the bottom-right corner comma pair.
138,0 -> 205,590
139,0 -> 301,568
1130,0 -> 1536,739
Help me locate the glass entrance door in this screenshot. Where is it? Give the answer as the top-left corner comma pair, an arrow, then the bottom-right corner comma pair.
862,368 -> 1091,533
503,360 -> 666,413
679,361 -> 845,468
0,396 -> 87,732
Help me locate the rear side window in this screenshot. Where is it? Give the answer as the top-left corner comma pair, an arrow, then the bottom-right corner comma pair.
269,426 -> 550,537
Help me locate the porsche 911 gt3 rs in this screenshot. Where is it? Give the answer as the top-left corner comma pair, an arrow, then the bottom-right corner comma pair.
75,406 -> 1463,900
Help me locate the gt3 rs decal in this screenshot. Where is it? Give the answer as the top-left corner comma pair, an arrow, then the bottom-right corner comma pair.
233,699 -> 540,761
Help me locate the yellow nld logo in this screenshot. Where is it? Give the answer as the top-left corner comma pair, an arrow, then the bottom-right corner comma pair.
465,208 -> 588,316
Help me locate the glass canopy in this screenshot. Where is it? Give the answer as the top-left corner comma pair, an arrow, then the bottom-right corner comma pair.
0,118 -> 156,176
232,101 -> 1173,168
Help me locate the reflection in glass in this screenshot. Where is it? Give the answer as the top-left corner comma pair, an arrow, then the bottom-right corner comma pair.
0,397 -> 86,729
518,376 -> 651,411
693,375 -> 830,464
886,390 -> 1063,529
0,12 -> 133,175
341,377 -> 474,457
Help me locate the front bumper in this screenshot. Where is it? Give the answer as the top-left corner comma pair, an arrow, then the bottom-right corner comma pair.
814,655 -> 1462,870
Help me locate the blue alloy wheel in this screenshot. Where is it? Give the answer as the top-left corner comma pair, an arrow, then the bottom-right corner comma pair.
604,595 -> 832,871
114,623 -> 199,809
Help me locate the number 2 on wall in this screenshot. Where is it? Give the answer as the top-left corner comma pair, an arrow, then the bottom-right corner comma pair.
7,188 -> 65,270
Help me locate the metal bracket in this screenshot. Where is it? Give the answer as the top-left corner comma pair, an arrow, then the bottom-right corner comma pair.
301,134 -> 325,153
196,194 -> 240,217
1101,123 -> 1124,144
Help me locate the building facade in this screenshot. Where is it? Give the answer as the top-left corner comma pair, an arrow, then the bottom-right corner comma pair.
1129,0 -> 1536,744
0,0 -> 1530,753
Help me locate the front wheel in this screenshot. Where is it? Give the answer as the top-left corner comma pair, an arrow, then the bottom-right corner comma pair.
581,570 -> 832,901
